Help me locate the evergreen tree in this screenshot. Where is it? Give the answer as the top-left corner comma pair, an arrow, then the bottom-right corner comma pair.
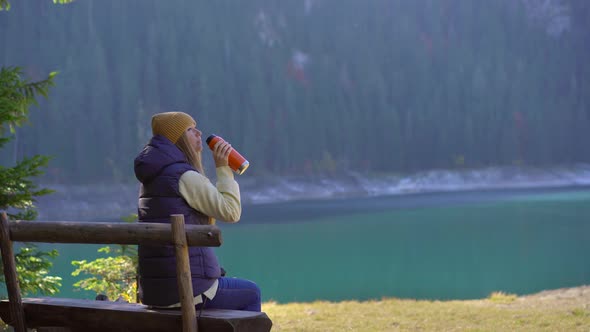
0,67 -> 61,296
2,0 -> 589,180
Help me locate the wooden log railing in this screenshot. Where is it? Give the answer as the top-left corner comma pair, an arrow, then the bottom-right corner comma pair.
0,211 -> 222,332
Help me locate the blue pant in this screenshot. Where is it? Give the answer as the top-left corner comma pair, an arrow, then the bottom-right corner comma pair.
199,277 -> 261,312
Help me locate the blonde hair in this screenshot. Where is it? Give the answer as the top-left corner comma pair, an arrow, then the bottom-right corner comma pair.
176,131 -> 215,225
176,131 -> 205,176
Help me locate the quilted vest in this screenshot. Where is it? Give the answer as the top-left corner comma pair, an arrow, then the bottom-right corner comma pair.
134,135 -> 221,306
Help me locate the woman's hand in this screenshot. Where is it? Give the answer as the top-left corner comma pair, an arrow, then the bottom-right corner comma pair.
212,140 -> 233,168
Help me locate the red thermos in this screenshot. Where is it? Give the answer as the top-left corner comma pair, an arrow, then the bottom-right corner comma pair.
206,134 -> 250,175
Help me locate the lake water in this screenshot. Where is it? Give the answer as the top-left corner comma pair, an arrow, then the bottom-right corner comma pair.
41,186 -> 590,303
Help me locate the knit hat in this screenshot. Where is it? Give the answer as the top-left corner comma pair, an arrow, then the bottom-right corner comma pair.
151,112 -> 196,144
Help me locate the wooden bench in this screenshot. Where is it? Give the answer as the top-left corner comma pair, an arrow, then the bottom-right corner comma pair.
0,212 -> 272,332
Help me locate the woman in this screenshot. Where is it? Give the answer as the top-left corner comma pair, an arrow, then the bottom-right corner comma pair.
134,111 -> 261,311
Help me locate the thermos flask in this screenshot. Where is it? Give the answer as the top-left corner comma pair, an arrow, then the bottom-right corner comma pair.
206,134 -> 250,175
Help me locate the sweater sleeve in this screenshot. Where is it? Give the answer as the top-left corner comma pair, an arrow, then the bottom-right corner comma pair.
178,166 -> 241,223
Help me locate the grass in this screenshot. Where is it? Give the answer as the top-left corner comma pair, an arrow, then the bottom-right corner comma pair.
262,286 -> 590,331
488,291 -> 517,304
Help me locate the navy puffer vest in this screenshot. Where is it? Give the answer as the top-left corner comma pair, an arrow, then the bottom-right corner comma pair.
134,135 -> 221,306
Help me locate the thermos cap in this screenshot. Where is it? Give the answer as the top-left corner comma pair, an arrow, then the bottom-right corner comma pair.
205,134 -> 218,145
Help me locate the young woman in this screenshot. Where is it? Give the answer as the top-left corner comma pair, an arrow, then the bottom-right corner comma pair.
134,111 -> 260,311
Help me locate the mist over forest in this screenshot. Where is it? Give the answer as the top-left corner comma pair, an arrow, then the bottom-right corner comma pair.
1,0 -> 589,184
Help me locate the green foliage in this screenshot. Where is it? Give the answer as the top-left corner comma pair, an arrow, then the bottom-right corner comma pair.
71,214 -> 138,302
0,0 -> 75,10
72,253 -> 137,302
0,67 -> 56,138
3,1 -> 590,179
0,67 -> 56,220
11,246 -> 61,295
0,66 -> 61,296
0,156 -> 53,220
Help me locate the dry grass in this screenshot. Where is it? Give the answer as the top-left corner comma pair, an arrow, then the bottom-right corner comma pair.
487,291 -> 517,304
263,286 -> 590,331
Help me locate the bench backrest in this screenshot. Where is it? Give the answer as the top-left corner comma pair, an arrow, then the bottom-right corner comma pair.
0,212 -> 221,332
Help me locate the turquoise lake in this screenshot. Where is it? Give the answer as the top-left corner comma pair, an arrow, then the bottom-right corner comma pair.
41,186 -> 590,303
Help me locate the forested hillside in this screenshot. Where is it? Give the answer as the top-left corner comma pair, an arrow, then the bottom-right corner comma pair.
1,0 -> 588,183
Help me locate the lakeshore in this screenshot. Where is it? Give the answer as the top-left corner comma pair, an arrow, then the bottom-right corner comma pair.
263,285 -> 590,331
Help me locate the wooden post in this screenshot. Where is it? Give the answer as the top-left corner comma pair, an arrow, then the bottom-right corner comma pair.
171,214 -> 197,332
0,212 -> 26,332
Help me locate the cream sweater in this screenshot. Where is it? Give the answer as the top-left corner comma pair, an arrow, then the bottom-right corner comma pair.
178,166 -> 241,224
175,165 -> 241,305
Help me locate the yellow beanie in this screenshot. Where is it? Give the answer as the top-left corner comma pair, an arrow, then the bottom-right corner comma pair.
151,112 -> 196,144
